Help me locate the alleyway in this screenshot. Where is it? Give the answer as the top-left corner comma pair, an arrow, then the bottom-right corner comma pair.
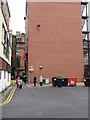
2,85 -> 88,118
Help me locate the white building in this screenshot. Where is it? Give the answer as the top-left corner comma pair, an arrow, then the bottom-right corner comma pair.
0,0 -> 12,92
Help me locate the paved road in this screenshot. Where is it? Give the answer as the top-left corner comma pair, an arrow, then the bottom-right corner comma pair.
2,85 -> 88,118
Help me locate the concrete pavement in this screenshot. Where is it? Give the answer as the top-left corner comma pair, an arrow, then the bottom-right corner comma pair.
2,84 -> 88,118
27,82 -> 85,88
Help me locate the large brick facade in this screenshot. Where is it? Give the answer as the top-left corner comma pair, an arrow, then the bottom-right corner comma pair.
16,32 -> 25,76
27,2 -> 84,83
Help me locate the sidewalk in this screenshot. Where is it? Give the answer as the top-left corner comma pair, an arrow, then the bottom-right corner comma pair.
27,83 -> 52,88
27,82 -> 85,88
0,84 -> 16,104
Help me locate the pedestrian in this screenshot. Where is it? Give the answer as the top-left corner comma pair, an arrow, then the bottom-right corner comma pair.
22,73 -> 26,85
19,76 -> 23,89
11,76 -> 14,85
33,76 -> 37,86
16,76 -> 20,88
40,76 -> 43,86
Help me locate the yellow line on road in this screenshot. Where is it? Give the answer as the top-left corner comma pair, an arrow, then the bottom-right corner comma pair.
0,88 -> 16,107
2,89 -> 14,105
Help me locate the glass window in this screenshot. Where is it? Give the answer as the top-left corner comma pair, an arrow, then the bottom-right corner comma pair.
84,51 -> 88,65
89,42 -> 90,48
4,71 -> 6,79
0,70 -> 1,79
83,41 -> 88,49
17,57 -> 20,67
8,73 -> 9,81
16,50 -> 20,56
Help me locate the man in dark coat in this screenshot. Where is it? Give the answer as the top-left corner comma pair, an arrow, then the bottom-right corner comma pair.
22,73 -> 26,85
33,76 -> 37,86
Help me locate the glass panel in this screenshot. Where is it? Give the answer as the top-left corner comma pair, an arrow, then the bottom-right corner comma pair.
0,70 -> 1,79
17,57 -> 20,67
84,50 -> 88,65
16,50 -> 20,56
83,41 -> 88,49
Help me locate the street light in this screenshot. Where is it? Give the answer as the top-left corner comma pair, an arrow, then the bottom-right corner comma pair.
37,24 -> 40,30
40,66 -> 42,69
29,66 -> 34,83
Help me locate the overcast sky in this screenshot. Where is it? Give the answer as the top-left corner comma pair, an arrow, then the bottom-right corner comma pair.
8,0 -> 26,35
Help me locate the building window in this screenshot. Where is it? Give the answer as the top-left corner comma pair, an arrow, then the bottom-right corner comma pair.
17,57 -> 20,67
3,29 -> 7,55
19,44 -> 21,47
16,50 -> 20,56
3,29 -> 10,59
0,70 -> 1,79
4,71 -> 6,79
26,2 -> 28,15
89,42 -> 90,49
84,51 -> 88,65
83,41 -> 88,49
8,73 -> 9,81
16,43 -> 19,48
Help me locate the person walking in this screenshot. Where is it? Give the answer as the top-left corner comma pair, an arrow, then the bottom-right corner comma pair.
22,73 -> 26,85
11,76 -> 14,85
33,76 -> 37,86
20,76 -> 23,89
40,76 -> 43,86
16,76 -> 20,88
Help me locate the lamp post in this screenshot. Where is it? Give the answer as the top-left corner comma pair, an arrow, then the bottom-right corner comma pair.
29,66 -> 34,83
39,65 -> 42,81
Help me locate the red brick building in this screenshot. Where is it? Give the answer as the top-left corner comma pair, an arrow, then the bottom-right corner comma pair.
25,2 -> 84,83
16,32 -> 25,76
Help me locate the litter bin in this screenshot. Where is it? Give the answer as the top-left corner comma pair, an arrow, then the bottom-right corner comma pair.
69,78 -> 77,86
62,78 -> 68,86
84,77 -> 90,87
57,77 -> 62,87
52,77 -> 57,87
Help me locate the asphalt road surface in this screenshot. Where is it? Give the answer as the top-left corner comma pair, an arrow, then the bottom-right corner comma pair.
2,85 -> 88,118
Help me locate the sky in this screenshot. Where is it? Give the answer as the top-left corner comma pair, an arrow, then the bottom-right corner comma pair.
8,0 -> 26,35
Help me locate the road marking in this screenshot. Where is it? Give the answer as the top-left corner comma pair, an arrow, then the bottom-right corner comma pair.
0,88 -> 16,107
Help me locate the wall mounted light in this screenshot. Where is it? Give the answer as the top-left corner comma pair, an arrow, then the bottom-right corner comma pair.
37,24 -> 40,30
29,66 -> 34,73
40,66 -> 42,69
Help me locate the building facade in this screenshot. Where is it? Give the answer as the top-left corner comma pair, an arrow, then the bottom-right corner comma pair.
88,1 -> 90,74
25,1 -> 84,83
81,0 -> 90,76
16,32 -> 25,77
11,35 -> 16,78
0,0 -> 12,92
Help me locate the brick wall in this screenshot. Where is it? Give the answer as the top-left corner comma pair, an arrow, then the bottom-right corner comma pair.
28,2 -> 84,83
